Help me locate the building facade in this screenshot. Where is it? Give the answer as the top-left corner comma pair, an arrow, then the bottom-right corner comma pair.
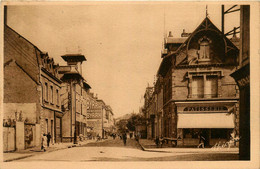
230,5 -> 250,160
58,54 -> 89,142
4,24 -> 62,150
144,17 -> 240,147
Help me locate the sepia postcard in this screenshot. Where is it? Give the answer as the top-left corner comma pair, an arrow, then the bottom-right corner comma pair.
0,1 -> 259,169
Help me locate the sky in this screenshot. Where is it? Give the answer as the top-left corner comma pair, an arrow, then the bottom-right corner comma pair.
6,2 -> 240,118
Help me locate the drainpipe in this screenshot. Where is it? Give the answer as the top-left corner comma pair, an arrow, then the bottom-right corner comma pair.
74,82 -> 77,144
101,106 -> 104,139
70,80 -> 73,142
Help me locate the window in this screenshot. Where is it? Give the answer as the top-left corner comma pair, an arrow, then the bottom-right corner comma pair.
192,76 -> 204,98
50,86 -> 53,104
56,89 -> 59,106
198,36 -> 212,61
45,83 -> 48,101
211,129 -> 231,139
183,129 -> 199,139
205,76 -> 218,98
191,75 -> 218,98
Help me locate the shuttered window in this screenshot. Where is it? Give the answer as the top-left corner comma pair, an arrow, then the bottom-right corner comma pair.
192,75 -> 218,98
205,76 -> 218,98
192,76 -> 204,98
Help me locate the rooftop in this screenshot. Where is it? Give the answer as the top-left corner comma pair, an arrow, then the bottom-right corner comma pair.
61,54 -> 87,62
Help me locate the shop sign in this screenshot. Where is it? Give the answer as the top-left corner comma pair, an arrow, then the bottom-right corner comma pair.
183,106 -> 228,112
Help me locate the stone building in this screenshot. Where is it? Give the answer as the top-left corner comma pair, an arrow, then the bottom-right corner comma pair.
4,24 -> 62,150
104,105 -> 115,135
58,54 -> 89,142
230,5 -> 250,160
142,86 -> 154,139
146,16 -> 240,147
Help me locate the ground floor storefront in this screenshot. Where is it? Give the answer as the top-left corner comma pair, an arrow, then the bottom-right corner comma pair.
175,101 -> 238,147
150,100 -> 239,147
177,128 -> 234,147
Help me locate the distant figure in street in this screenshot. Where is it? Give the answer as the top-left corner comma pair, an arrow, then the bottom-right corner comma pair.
197,134 -> 205,148
96,134 -> 101,142
135,133 -> 140,143
155,136 -> 160,148
122,133 -> 127,146
47,132 -> 52,147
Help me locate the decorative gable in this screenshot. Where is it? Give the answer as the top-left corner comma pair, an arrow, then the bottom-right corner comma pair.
176,17 -> 239,67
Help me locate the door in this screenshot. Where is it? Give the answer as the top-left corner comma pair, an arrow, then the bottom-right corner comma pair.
24,124 -> 35,149
55,117 -> 61,143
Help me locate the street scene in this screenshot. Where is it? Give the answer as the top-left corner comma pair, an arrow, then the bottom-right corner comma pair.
2,2 -> 254,167
16,138 -> 238,161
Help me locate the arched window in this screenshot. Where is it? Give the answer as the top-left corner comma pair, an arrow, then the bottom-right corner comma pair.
198,36 -> 212,61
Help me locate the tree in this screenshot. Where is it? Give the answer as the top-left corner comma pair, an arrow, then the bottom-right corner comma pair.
115,119 -> 128,134
126,113 -> 146,132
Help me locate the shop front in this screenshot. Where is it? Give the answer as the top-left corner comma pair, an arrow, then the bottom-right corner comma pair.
176,101 -> 236,147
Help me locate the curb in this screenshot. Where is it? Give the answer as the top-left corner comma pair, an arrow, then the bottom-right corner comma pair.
4,154 -> 34,162
4,141 -> 94,162
137,142 -> 146,151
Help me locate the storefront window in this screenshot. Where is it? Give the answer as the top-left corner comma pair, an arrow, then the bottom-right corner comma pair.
183,129 -> 199,138
211,129 -> 230,139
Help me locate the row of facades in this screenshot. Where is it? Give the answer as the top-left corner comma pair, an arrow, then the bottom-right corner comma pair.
3,23 -> 115,151
141,12 -> 247,148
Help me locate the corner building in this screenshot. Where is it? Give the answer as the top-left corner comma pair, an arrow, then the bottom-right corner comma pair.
157,17 -> 239,147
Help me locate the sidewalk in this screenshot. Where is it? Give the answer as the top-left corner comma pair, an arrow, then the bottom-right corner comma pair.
3,139 -> 97,162
139,139 -> 239,154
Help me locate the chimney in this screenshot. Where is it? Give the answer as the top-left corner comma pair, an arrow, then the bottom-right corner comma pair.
181,29 -> 191,37
168,31 -> 173,37
233,27 -> 237,38
4,6 -> 7,25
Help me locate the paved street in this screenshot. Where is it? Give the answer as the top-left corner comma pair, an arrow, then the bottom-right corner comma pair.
15,138 -> 239,161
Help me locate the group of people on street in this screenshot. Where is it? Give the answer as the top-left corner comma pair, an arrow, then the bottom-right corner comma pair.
41,132 -> 52,151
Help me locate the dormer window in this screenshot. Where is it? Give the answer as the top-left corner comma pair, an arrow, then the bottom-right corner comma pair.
198,36 -> 212,62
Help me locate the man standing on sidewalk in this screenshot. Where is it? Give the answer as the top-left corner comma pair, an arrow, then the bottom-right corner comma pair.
47,132 -> 52,147
122,133 -> 127,146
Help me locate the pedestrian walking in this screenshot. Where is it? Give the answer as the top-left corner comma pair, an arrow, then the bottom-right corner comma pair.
135,133 -> 139,143
197,134 -> 205,148
47,132 -> 52,147
122,133 -> 127,146
155,136 -> 160,148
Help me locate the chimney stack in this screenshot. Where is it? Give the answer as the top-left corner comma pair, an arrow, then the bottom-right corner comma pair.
4,6 -> 7,25
168,31 -> 173,37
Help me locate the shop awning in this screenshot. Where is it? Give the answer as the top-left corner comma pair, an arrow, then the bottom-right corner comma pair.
177,113 -> 235,128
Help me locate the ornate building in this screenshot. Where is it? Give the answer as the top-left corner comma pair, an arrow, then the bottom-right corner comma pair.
151,16 -> 240,147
